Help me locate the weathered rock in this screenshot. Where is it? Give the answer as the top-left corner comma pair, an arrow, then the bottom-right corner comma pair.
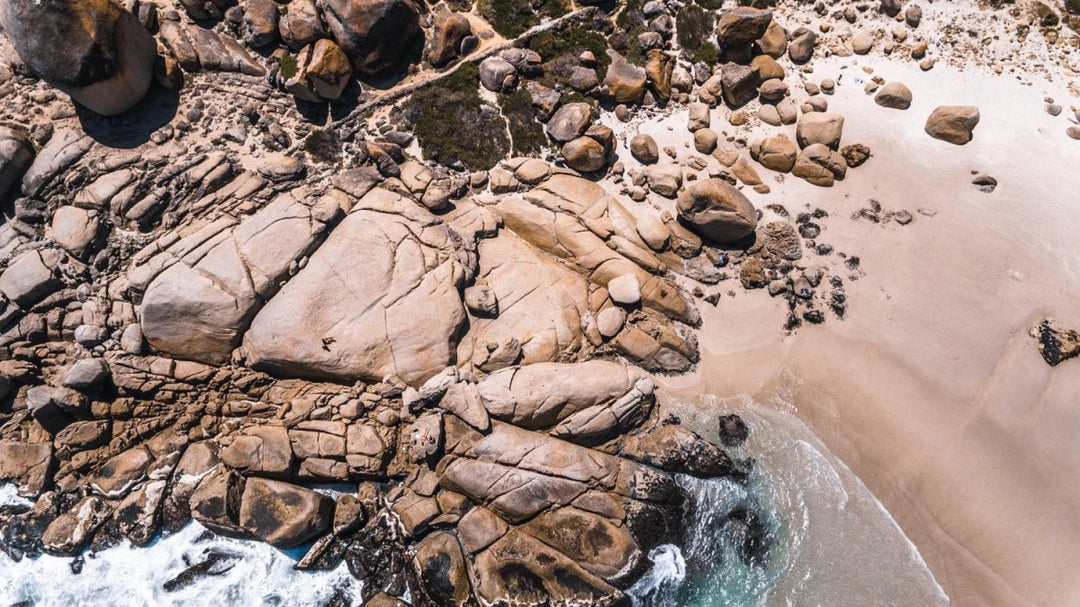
290,39 -> 353,101
630,134 -> 660,164
851,30 -> 875,55
62,358 -> 111,393
0,250 -> 60,309
479,56 -> 517,92
604,50 -> 647,104
42,495 -> 111,554
715,7 -> 773,49
427,12 -> 472,68
50,206 -> 100,258
688,102 -> 711,131
243,188 -> 467,387
792,144 -> 847,187
619,424 -> 736,478
563,137 -> 608,173
0,442 -> 53,496
645,163 -> 682,198
721,63 -> 760,108
279,0 -> 326,50
242,0 -> 279,48
546,103 -> 593,143
608,274 -> 642,306
693,128 -> 718,154
925,105 -> 980,145
239,477 -> 333,548
788,27 -> 817,64
676,179 -> 758,244
750,135 -> 797,173
875,82 -> 912,109
757,20 -> 788,57
319,0 -> 421,76
220,425 -> 294,476
1032,318 -> 1080,366
796,113 -> 845,150
139,189 -> 337,364
0,127 -> 33,197
414,531 -> 472,605
645,49 -> 674,100
0,0 -> 157,116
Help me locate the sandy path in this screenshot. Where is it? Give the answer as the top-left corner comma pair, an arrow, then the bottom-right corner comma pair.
655,56 -> 1080,606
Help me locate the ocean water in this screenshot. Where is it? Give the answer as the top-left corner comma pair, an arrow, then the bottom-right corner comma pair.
0,395 -> 948,607
629,395 -> 950,607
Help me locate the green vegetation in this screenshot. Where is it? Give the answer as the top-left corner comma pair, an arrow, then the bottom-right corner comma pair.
478,0 -> 570,38
694,0 -> 724,9
408,63 -> 510,171
611,0 -> 649,64
693,41 -> 719,65
527,22 -> 612,85
498,89 -> 547,156
302,129 -> 338,164
280,54 -> 298,81
1067,0 -> 1080,14
677,4 -> 716,60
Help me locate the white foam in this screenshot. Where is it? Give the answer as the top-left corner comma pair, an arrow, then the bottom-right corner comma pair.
0,519 -> 364,607
627,545 -> 687,605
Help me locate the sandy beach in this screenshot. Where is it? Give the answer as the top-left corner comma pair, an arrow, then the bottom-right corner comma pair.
651,57 -> 1080,606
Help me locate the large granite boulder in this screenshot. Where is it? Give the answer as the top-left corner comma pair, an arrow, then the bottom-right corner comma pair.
318,0 -> 422,77
676,179 -> 758,244
925,105 -> 980,145
0,0 -> 157,116
239,477 -> 334,548
243,188 -> 468,386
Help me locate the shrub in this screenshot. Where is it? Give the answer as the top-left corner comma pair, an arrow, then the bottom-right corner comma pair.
499,89 -> 547,156
280,54 -> 298,81
527,22 -> 612,80
478,0 -> 569,38
611,0 -> 649,64
303,129 -> 339,164
693,41 -> 719,64
1067,0 -> 1080,14
677,4 -> 716,58
408,63 -> 510,171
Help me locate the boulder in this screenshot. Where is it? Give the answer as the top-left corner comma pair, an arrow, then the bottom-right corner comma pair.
318,0 -> 421,76
562,137 -> 608,173
788,27 -> 817,64
0,250 -> 60,309
792,144 -> 847,187
925,105 -> 980,145
604,50 -> 647,104
243,188 -> 467,387
414,531 -> 472,605
645,49 -> 674,100
608,274 -> 642,306
687,102 -> 710,131
427,12 -> 472,68
693,128 -> 718,154
546,102 -> 593,143
796,112 -> 845,150
0,441 -> 53,496
720,63 -> 760,108
1032,318 -> 1080,366
279,0 -> 326,50
645,163 -> 682,198
875,82 -> 912,110
221,425 -> 294,476
479,56 -> 517,92
239,478 -> 333,548
715,7 -> 773,49
307,39 -> 353,100
242,0 -> 279,48
0,0 -> 157,116
851,30 -> 875,55
676,179 -> 758,244
630,134 -> 659,164
757,20 -> 788,57
62,358 -> 111,393
0,127 -> 33,197
50,206 -> 100,258
750,135 -> 797,173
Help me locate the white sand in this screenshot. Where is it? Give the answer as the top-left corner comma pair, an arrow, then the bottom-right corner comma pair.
638,56 -> 1080,606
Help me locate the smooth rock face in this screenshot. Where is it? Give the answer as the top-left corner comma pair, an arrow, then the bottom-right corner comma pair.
925,105 -> 980,145
715,7 -> 773,48
0,441 -> 53,496
243,188 -> 467,386
0,0 -> 157,116
604,50 -> 647,104
318,0 -> 421,76
50,206 -> 100,258
239,477 -> 333,548
751,135 -> 797,173
0,250 -> 60,309
630,134 -> 659,164
562,136 -> 608,173
676,179 -> 758,244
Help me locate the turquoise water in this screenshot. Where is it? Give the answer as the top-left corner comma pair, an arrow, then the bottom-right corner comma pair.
630,395 -> 950,607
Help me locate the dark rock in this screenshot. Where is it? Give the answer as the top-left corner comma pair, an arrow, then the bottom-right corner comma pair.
319,0 -> 421,77
718,414 -> 749,447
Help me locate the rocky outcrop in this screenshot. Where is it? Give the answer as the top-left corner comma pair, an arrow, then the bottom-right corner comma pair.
0,127 -> 33,197
0,0 -> 157,116
243,187 -> 469,386
318,0 -> 421,77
